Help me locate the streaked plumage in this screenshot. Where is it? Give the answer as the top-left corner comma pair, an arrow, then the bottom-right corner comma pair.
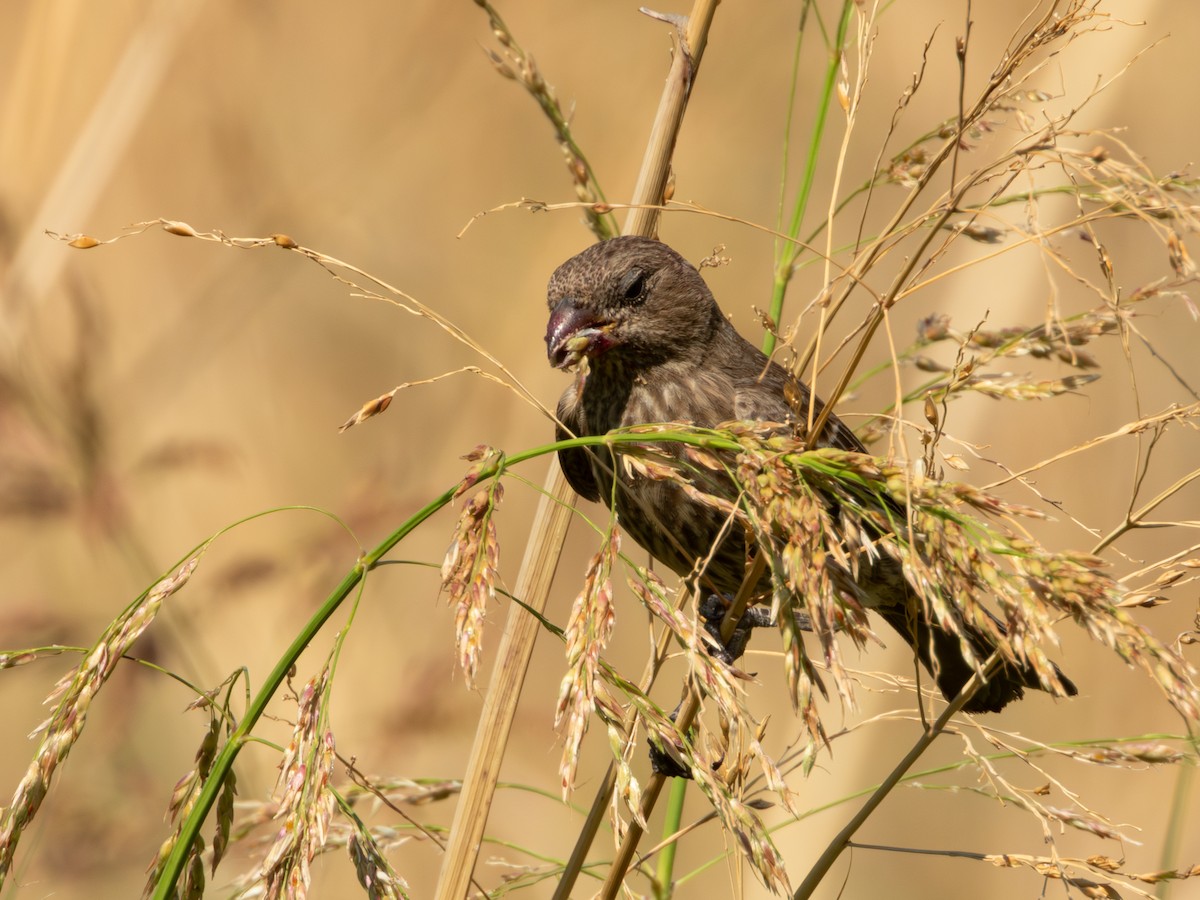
544,235 -> 1075,712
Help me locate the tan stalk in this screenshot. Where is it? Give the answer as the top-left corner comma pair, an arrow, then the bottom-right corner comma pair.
435,3 -> 717,895
790,658 -> 997,900
621,4 -> 716,240
432,475 -> 574,899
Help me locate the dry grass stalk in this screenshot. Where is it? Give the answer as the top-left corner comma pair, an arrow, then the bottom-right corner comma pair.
449,1 -> 723,895
0,0 -> 201,357
47,222 -> 554,426
978,850 -> 1200,898
337,368 -> 520,433
790,1 -> 1197,441
0,556 -> 198,888
434,473 -> 575,900
473,0 -> 617,241
556,558 -> 798,890
334,782 -> 412,900
946,727 -> 1141,853
0,646 -> 74,670
839,837 -> 1200,899
223,755 -> 440,899
548,589 -> 690,893
45,208 -> 573,899
626,569 -> 748,726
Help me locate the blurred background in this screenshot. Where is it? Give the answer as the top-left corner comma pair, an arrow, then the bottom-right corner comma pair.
1,2 -> 1198,897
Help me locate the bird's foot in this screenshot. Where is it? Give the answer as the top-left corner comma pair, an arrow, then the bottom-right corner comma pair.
648,733 -> 692,779
696,593 -> 814,665
647,705 -> 725,780
696,593 -> 756,665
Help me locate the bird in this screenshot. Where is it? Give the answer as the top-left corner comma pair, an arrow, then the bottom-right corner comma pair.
544,234 -> 1076,714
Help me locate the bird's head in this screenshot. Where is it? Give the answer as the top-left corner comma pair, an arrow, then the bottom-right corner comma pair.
545,236 -> 721,371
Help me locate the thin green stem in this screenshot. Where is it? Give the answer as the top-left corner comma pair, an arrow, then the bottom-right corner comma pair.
150,490 -> 455,900
775,2 -> 815,239
677,732 -> 1195,885
149,433 -> 704,898
1155,726 -> 1199,898
765,0 -> 855,356
653,777 -> 688,899
791,659 -> 996,900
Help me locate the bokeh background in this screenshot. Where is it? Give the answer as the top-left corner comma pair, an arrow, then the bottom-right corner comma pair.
2,2 -> 1198,898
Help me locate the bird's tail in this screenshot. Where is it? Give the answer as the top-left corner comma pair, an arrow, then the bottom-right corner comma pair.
876,602 -> 1077,713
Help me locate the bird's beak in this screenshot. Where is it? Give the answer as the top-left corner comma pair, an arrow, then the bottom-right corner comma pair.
545,297 -> 614,370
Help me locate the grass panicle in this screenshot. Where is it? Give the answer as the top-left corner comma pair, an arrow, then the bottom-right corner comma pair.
0,556 -> 198,885
440,457 -> 505,689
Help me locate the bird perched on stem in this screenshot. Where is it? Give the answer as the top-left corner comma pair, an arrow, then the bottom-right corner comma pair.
545,235 -> 1076,714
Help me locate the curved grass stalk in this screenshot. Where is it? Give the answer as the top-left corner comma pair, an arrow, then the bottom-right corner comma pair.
146,430 -> 731,898
149,490 -> 456,899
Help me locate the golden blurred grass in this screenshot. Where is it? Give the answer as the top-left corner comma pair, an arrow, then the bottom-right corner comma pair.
1,2 -> 1199,897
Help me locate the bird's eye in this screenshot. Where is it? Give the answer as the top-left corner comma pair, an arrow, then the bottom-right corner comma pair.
620,268 -> 647,302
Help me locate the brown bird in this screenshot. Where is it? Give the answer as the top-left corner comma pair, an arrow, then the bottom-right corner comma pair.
545,235 -> 1076,713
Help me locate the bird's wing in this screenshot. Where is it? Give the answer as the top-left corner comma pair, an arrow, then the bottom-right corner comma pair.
555,383 -> 602,502
732,363 -> 867,453
731,367 -> 795,424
